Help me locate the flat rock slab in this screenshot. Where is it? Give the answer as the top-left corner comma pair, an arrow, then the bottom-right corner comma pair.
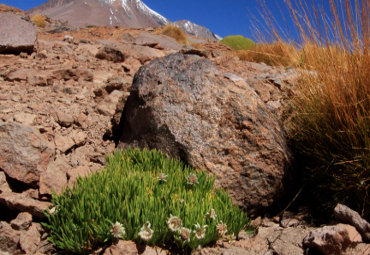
0,122 -> 54,188
0,192 -> 52,218
0,12 -> 36,54
118,53 -> 293,217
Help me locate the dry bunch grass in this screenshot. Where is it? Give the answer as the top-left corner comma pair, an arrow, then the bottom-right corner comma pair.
31,14 -> 46,28
158,24 -> 189,45
254,0 -> 370,217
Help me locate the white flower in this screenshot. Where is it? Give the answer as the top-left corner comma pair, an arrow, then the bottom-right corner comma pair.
157,173 -> 168,182
205,209 -> 217,220
49,206 -> 60,215
179,227 -> 191,243
138,221 -> 154,242
216,221 -> 228,236
167,215 -> 182,232
227,233 -> 236,243
186,173 -> 199,185
110,222 -> 125,239
193,223 -> 207,240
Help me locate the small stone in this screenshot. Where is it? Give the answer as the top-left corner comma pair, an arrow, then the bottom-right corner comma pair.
20,52 -> 28,59
10,212 -> 33,230
54,134 -> 75,153
63,35 -> 74,44
280,218 -> 300,228
0,221 -> 21,253
20,223 -> 41,254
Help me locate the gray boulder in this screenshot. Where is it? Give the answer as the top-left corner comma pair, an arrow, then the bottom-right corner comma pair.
0,12 -> 37,54
118,53 -> 293,217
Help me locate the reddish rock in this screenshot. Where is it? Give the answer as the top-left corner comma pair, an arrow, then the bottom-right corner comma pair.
70,131 -> 88,146
77,113 -> 88,128
13,112 -> 37,126
10,212 -> 33,231
39,157 -> 70,196
0,123 -> 54,188
19,223 -> 41,254
0,221 -> 20,254
334,203 -> 370,242
96,43 -> 165,64
118,53 -> 293,217
134,32 -> 182,51
0,171 -> 11,193
54,134 -> 75,153
50,110 -> 74,127
102,240 -> 167,255
51,68 -> 93,82
67,165 -> 90,187
304,223 -> 363,255
0,12 -> 36,54
0,191 -> 52,218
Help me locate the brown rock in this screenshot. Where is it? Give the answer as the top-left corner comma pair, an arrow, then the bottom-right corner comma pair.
13,112 -> 37,126
70,131 -> 88,146
334,203 -> 370,242
54,134 -> 75,153
118,53 -> 293,217
19,223 -> 41,254
71,146 -> 90,166
52,68 -> 93,81
36,50 -> 48,59
27,75 -> 48,86
102,240 -> 167,255
0,12 -> 36,54
0,221 -> 20,254
39,157 -> 70,196
96,43 -> 165,64
0,123 -> 54,187
180,46 -> 210,58
67,165 -> 90,187
250,216 -> 262,228
10,212 -> 32,231
269,226 -> 312,255
280,218 -> 300,228
50,110 -> 74,127
134,32 -> 182,51
0,171 -> 11,193
77,113 -> 88,128
0,191 -> 52,218
304,223 -> 363,255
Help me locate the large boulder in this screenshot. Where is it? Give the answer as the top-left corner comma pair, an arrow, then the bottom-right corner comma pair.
0,122 -> 54,188
0,12 -> 37,54
118,53 -> 293,216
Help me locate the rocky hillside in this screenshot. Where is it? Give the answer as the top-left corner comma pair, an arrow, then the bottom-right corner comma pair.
28,0 -> 170,28
1,6 -> 370,255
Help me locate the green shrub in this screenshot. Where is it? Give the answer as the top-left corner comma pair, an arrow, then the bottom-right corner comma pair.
43,147 -> 251,254
220,35 -> 256,51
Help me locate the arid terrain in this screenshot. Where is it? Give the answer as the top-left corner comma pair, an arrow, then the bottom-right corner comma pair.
1,4 -> 370,255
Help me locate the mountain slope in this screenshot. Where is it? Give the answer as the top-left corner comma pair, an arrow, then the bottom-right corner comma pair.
174,20 -> 218,41
28,0 -> 169,28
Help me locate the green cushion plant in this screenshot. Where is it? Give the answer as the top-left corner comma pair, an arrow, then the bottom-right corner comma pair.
220,35 -> 256,51
42,147 -> 251,254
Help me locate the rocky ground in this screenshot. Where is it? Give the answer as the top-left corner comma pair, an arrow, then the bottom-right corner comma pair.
1,7 -> 370,255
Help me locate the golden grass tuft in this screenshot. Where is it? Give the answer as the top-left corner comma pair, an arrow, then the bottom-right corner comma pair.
158,24 -> 188,45
236,41 -> 300,66
253,0 -> 370,218
189,42 -> 202,49
31,14 -> 46,28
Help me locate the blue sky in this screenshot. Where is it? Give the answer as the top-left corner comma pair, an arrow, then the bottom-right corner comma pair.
0,0 -> 341,40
